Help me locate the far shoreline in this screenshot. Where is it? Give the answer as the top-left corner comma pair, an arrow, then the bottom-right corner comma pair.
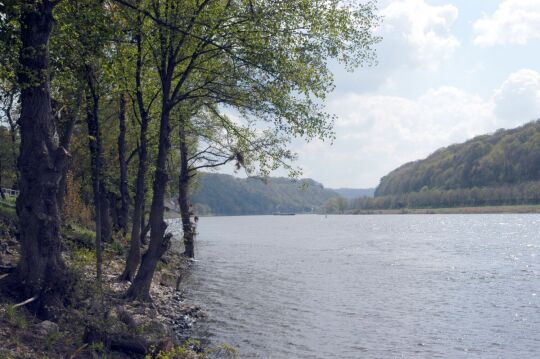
163,204 -> 540,218
350,204 -> 540,215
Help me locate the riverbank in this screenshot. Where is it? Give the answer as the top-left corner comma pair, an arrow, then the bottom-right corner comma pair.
350,204 -> 540,215
0,205 -> 223,358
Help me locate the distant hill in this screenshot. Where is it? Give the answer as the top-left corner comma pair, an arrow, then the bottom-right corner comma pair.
377,121 -> 540,196
356,121 -> 540,209
192,173 -> 340,215
333,188 -> 375,199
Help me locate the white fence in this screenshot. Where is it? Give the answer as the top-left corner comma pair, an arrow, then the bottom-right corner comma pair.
1,188 -> 19,198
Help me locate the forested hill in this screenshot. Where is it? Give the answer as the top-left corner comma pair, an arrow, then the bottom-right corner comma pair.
192,173 -> 339,215
345,120 -> 540,210
376,120 -> 540,197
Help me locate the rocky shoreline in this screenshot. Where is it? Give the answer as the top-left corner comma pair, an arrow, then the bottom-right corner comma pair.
0,210 -> 221,358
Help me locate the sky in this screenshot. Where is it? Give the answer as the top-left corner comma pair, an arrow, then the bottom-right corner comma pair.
289,0 -> 540,188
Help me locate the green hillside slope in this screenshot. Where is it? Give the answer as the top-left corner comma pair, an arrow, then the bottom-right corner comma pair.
192,173 -> 339,215
376,120 -> 540,196
351,121 -> 540,210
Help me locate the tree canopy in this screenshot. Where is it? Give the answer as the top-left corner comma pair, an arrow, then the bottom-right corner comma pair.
0,0 -> 380,310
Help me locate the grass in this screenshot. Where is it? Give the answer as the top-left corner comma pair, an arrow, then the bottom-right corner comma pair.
5,305 -> 27,330
62,225 -> 96,248
0,202 -> 16,222
72,247 -> 97,266
0,196 -> 16,204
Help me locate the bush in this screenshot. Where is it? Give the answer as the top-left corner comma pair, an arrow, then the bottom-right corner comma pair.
62,172 -> 93,228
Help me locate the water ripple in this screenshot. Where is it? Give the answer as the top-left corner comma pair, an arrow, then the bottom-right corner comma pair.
178,214 -> 540,358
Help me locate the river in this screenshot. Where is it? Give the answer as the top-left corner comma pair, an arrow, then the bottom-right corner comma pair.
169,214 -> 540,358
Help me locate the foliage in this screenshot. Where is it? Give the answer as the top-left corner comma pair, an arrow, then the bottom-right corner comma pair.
377,121 -> 540,196
191,173 -> 340,215
354,180 -> 540,210
62,172 -> 93,228
0,0 -> 381,335
323,196 -> 348,214
365,121 -> 540,209
0,125 -> 17,189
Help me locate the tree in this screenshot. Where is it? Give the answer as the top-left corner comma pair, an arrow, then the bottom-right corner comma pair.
59,0 -> 116,279
118,6 -> 159,281
1,0 -> 72,318
117,93 -> 130,236
85,67 -> 106,281
118,0 -> 380,301
175,104 -> 299,257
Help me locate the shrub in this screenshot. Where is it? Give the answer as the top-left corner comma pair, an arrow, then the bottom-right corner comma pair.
62,172 -> 93,228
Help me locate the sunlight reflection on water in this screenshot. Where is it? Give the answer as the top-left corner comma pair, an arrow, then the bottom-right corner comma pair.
170,214 -> 540,358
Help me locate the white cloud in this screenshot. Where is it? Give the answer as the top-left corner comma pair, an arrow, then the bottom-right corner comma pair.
379,0 -> 460,71
296,69 -> 540,188
493,69 -> 540,126
473,0 -> 540,46
330,0 -> 461,93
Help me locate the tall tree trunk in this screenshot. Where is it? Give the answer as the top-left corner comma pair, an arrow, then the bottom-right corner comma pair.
140,197 -> 149,244
120,26 -> 149,281
1,0 -> 71,318
100,184 -> 113,243
178,120 -> 195,258
119,115 -> 148,281
117,93 -> 129,236
85,72 -> 103,282
125,103 -> 171,301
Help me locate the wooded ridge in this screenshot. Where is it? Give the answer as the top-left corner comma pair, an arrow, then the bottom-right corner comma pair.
189,173 -> 340,215
352,121 -> 540,210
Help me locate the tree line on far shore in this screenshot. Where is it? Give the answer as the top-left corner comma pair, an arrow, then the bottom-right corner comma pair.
349,181 -> 540,211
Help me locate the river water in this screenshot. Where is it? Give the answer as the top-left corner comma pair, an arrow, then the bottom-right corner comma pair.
171,214 -> 540,358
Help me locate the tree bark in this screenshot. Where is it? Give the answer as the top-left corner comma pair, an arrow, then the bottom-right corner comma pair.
125,102 -> 171,301
1,0 -> 72,318
117,93 -> 129,236
100,183 -> 113,243
120,25 -> 149,281
85,71 -> 103,282
178,119 -> 195,258
119,116 -> 147,280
